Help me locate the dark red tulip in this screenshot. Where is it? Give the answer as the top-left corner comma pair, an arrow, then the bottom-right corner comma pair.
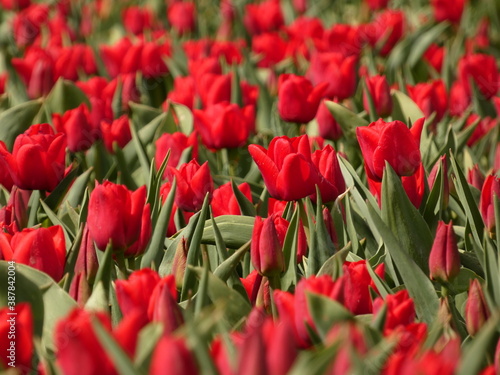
310,145 -> 345,203
407,80 -> 448,127
363,75 -> 393,118
167,160 -> 214,212
364,0 -> 389,10
362,10 -> 405,57
424,44 -> 445,73
87,182 -> 151,256
277,74 -> 328,124
150,337 -> 198,375
316,100 -> 343,141
251,215 -> 285,277
194,102 -> 254,150
429,221 -> 460,283
249,135 -> 322,201
147,276 -> 184,334
449,81 -> 471,117
458,53 -> 499,100
464,279 -> 491,336
122,6 -> 155,35
244,0 -> 284,35
54,45 -> 97,82
12,47 -> 55,99
356,118 -> 424,181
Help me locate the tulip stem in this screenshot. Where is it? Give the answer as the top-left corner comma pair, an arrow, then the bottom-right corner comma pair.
115,252 -> 129,279
441,284 -> 449,298
268,274 -> 281,290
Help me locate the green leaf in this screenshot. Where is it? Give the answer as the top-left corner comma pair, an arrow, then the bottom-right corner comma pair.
231,179 -> 256,217
306,292 -> 353,340
134,323 -> 163,372
281,204 -> 300,291
129,118 -> 151,186
213,240 -> 251,282
457,314 -> 500,375
381,165 -> 433,272
317,243 -> 351,278
324,100 -> 369,138
92,317 -> 139,375
171,103 -> 193,136
44,79 -> 91,115
66,167 -> 93,209
407,22 -> 449,68
0,99 -> 43,149
367,204 -> 439,325
129,102 -> 163,129
201,215 -> 255,249
391,90 -> 424,124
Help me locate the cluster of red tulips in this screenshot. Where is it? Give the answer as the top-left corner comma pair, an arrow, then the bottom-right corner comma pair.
1,0 -> 500,373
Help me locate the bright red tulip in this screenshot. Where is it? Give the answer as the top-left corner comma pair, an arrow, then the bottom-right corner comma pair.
248,135 -> 322,201
362,10 -> 405,57
100,115 -> 131,153
211,182 -> 253,217
244,0 -> 284,35
310,145 -> 345,203
0,225 -> 66,281
277,74 -> 327,124
150,337 -> 198,375
122,6 -> 155,35
363,75 -> 393,118
431,0 -> 465,24
87,182 -> 151,256
364,0 -> 389,10
0,303 -> 33,371
155,132 -> 198,173
147,275 -> 183,334
479,174 -> 500,233
194,102 -> 254,149
316,100 -> 342,141
374,290 -> 415,334
53,104 -> 100,152
167,160 -> 214,212
458,53 -> 499,100
55,309 -> 117,375
407,80 -> 448,127
0,124 -> 66,192
429,221 -> 461,282
252,32 -> 287,68
356,118 -> 424,181
115,268 -> 161,318
167,2 -> 196,35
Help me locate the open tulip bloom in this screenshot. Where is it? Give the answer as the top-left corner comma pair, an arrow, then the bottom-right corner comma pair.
2,1 -> 500,374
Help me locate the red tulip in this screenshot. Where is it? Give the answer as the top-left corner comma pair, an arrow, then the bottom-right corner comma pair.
374,290 -> 415,334
54,45 -> 97,82
244,0 -> 284,35
364,0 -> 389,10
87,182 -> 152,256
465,114 -> 497,147
115,268 -> 161,318
467,164 -> 485,191
429,221 -> 460,283
198,73 -> 231,107
55,309 -> 117,375
211,182 -> 253,217
113,310 -> 149,358
167,160 -> 214,212
458,53 -> 499,100
167,2 -> 196,35
464,279 -> 491,336
424,44 -> 445,73
363,75 -> 393,118
251,215 -> 285,277
0,0 -> 30,10
323,24 -> 363,58
167,76 -> 196,109
248,135 -> 322,201
155,131 -> 198,173
449,81 -> 470,117
407,79 -> 448,127
356,118 -> 424,181
479,174 -> 500,233
150,337 -> 198,375
147,275 -> 183,334
12,4 -> 49,47
277,74 -> 327,123
362,10 -> 405,57
194,102 -> 254,149
310,145 -> 345,203
431,0 -> 465,24
100,115 -> 131,153
252,32 -> 287,68
316,100 -> 343,141
0,303 -> 33,371
122,6 -> 155,35
53,104 -> 100,152
12,47 -> 55,99
307,52 -> 358,100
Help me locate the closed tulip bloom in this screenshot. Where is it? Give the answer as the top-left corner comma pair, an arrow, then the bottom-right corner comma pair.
168,160 -> 214,212
122,6 -> 155,35
87,182 -> 151,257
155,132 -> 198,173
364,0 -> 389,10
310,145 -> 345,203
55,309 -> 117,375
316,101 -> 343,141
479,174 -> 500,233
467,164 -> 485,191
464,279 -> 491,336
0,123 -> 66,192
167,2 -> 196,35
115,268 -> 161,318
373,290 -> 415,334
100,115 -> 132,153
147,276 -> 184,334
363,10 -> 405,57
431,0 -> 465,24
0,303 -> 33,370
194,102 -> 254,150
0,142 -> 14,191
356,118 -> 424,181
429,221 -> 460,282
53,104 -> 100,152
211,182 -> 253,217
150,337 -> 198,375
248,135 -> 322,201
251,216 -> 285,276
407,79 -> 448,127
244,0 -> 284,35
278,74 -> 327,123
198,73 -> 231,107
363,75 -> 393,118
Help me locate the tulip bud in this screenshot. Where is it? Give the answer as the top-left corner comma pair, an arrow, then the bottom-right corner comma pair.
429,221 -> 460,283
251,216 -> 285,277
147,276 -> 184,334
115,268 -> 160,318
150,337 -> 198,375
172,237 -> 189,288
363,75 -> 393,118
468,165 -> 485,190
316,100 -> 343,141
0,303 -> 33,370
464,279 -> 491,336
479,174 -> 500,234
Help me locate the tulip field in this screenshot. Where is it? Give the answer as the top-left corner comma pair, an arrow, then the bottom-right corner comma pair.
2,0 -> 500,373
